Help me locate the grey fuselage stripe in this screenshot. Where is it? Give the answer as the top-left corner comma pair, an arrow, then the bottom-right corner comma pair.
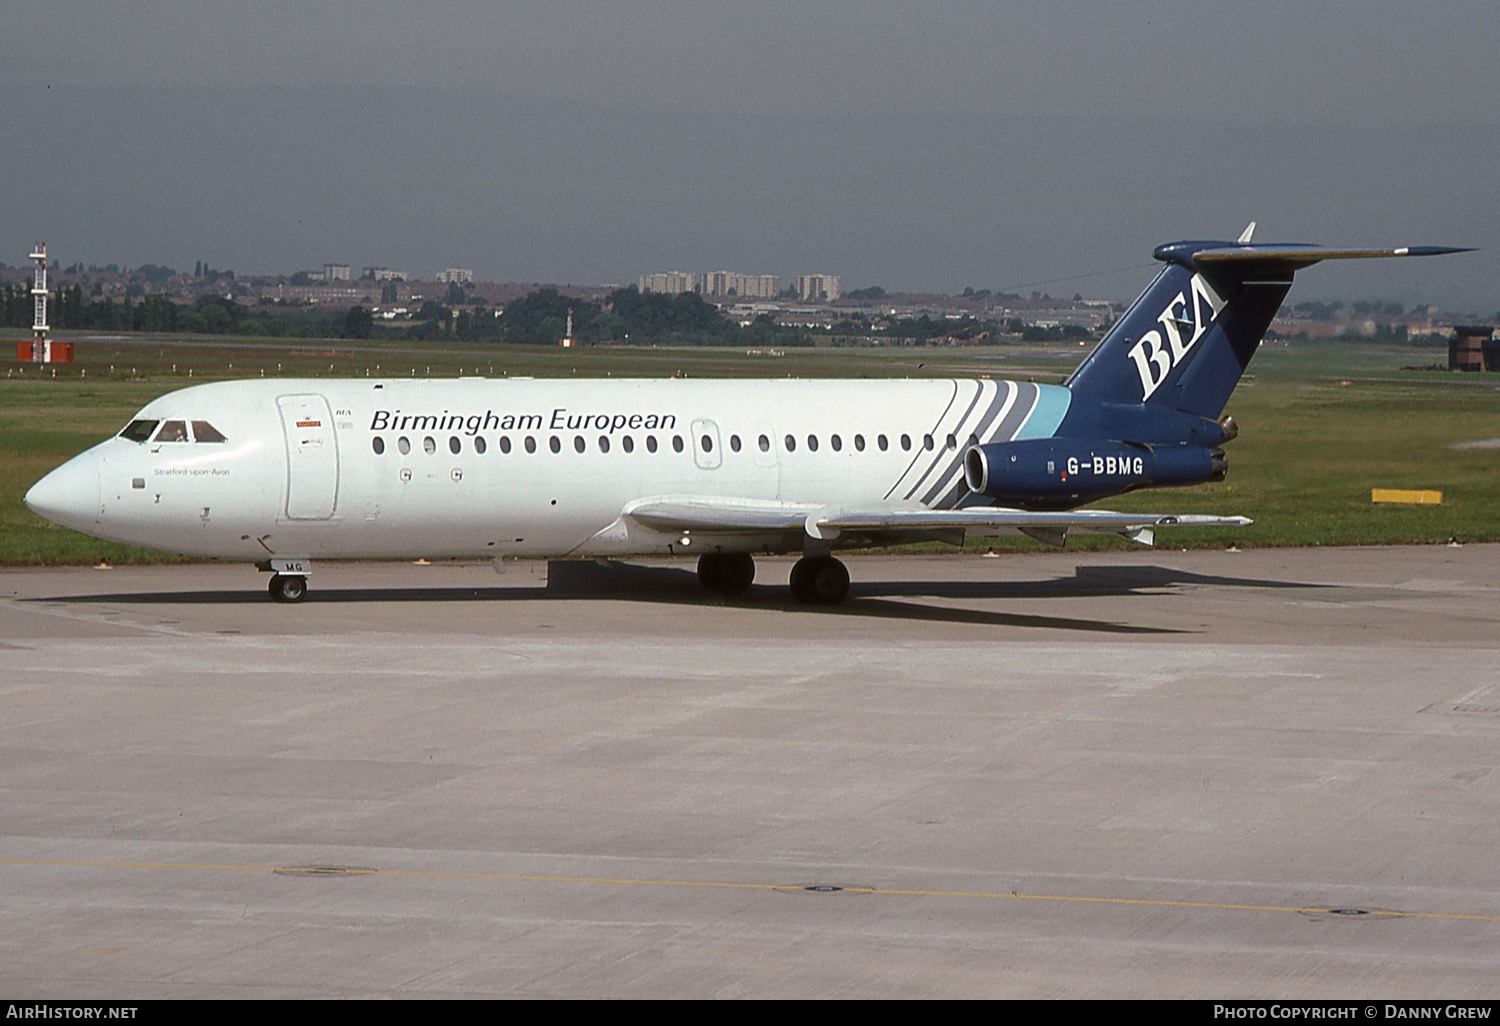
919,381 -> 1041,508
993,381 -> 1040,442
903,380 -> 990,501
916,381 -> 1006,505
883,380 -> 960,501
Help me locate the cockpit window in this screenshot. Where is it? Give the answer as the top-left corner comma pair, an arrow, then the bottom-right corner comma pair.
154,421 -> 189,443
192,420 -> 227,443
119,419 -> 159,442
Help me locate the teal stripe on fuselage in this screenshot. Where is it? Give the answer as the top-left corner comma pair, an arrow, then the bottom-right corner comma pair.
1013,384 -> 1071,440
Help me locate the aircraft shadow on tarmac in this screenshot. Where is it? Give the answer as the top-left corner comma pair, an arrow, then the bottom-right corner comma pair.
40,559 -> 1331,635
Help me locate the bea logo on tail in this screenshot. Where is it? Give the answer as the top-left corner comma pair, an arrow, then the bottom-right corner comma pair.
1125,274 -> 1227,401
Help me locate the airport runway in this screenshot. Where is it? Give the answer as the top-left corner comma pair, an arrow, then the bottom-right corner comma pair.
2,546 -> 1498,998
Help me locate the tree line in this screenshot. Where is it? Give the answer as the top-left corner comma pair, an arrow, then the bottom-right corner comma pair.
0,285 -> 350,338
0,282 -> 1082,346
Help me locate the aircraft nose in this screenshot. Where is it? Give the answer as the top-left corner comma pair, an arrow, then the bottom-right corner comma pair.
25,455 -> 101,532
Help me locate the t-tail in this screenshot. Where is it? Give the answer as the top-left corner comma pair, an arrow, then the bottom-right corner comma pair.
964,227 -> 1469,511
1063,226 -> 1471,419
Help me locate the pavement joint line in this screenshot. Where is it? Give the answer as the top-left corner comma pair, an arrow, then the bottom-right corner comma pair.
6,857 -> 1498,922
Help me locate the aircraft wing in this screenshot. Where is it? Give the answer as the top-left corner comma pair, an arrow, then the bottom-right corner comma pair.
624,495 -> 1249,547
818,507 -> 1248,547
820,508 -> 1250,532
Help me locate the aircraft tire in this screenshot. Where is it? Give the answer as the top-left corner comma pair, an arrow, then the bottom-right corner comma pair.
269,574 -> 308,603
697,552 -> 756,595
789,555 -> 849,605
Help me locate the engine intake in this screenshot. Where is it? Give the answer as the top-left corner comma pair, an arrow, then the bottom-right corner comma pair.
964,438 -> 1225,509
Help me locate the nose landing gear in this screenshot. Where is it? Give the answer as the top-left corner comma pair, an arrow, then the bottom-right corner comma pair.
268,574 -> 308,603
261,557 -> 312,603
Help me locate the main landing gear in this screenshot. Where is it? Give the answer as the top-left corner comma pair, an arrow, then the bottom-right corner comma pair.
695,552 -> 850,604
268,574 -> 308,603
697,552 -> 756,596
788,555 -> 850,605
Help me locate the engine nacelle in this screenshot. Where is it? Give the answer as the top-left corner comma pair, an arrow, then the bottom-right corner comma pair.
964,438 -> 1226,509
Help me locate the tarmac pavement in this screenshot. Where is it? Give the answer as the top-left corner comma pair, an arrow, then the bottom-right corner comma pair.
1,546 -> 1497,997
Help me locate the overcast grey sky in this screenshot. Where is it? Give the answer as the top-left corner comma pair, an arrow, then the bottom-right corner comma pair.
2,1 -> 1496,308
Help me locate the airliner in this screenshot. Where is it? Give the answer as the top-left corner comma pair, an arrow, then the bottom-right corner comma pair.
25,229 -> 1466,603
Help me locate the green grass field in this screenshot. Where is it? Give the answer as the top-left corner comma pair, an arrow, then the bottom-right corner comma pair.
3,333 -> 1497,564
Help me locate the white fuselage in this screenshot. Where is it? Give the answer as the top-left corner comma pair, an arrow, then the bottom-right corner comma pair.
28,376 -> 1073,562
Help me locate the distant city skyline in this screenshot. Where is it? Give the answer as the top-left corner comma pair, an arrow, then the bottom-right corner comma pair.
1,3 -> 1496,312
0,247 -> 1488,318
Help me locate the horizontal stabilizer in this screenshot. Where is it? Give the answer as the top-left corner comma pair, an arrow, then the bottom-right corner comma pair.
1191,244 -> 1473,276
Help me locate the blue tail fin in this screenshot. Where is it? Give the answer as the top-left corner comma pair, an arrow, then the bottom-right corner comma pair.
1064,235 -> 1470,419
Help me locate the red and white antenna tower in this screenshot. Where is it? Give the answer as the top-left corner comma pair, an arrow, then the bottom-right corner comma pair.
16,242 -> 71,363
30,242 -> 49,362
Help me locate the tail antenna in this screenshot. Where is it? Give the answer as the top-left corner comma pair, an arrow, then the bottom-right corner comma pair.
1237,221 -> 1257,245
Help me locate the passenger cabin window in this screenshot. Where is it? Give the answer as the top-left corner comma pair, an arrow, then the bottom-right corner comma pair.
423,436 -> 437,455
499,436 -> 511,454
449,436 -> 461,455
398,436 -> 412,455
119,419 -> 159,443
191,421 -> 227,443
622,436 -> 635,453
155,421 -> 189,443
372,437 -> 385,455
475,436 -> 487,454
